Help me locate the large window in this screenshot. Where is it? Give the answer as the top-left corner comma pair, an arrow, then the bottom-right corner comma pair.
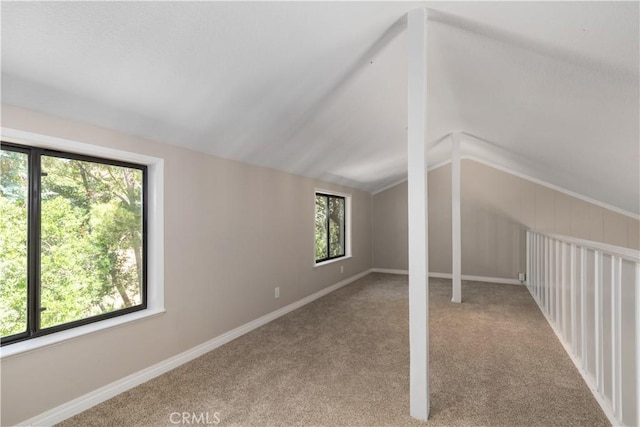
315,192 -> 347,263
0,142 -> 147,345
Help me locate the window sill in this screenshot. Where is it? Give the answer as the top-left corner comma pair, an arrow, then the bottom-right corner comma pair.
314,255 -> 352,268
0,308 -> 166,359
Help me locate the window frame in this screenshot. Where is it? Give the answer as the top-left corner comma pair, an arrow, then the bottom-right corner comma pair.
0,127 -> 165,359
314,190 -> 351,266
1,142 -> 149,346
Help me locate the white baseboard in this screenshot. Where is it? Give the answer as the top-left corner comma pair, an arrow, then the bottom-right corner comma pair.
524,285 -> 617,426
372,269 -> 522,285
430,272 -> 522,285
18,268 -> 373,427
371,268 -> 409,275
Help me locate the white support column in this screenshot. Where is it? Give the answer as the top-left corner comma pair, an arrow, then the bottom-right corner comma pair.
407,7 -> 429,421
451,132 -> 462,303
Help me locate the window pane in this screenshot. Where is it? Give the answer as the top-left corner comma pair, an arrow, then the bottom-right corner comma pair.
40,155 -> 144,329
328,197 -> 345,258
315,195 -> 328,261
0,149 -> 29,338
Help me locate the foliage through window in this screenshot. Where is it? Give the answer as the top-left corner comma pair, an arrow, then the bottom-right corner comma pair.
315,193 -> 346,263
0,143 -> 147,345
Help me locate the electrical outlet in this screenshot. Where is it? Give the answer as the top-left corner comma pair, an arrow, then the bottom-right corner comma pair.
518,273 -> 526,282
340,265 -> 344,274
275,287 -> 280,299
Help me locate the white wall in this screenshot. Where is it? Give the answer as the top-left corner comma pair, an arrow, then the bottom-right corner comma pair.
0,105 -> 373,426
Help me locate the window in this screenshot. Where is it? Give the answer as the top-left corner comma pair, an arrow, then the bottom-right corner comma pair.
0,142 -> 147,345
315,192 -> 348,263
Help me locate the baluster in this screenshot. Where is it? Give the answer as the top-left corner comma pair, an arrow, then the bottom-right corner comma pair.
547,237 -> 551,315
571,244 -> 576,352
556,240 -> 561,327
595,250 -> 603,393
581,247 -> 587,371
636,262 -> 640,426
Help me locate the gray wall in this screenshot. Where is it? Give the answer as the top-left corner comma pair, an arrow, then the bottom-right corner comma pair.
371,164 -> 452,271
372,159 -> 640,276
0,105 -> 373,426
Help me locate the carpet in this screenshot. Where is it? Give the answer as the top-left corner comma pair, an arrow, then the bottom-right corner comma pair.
58,273 -> 609,426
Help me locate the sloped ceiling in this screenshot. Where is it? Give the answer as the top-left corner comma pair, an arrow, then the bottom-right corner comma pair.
2,2 -> 638,214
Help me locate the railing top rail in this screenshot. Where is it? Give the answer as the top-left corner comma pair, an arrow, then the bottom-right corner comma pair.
527,230 -> 640,263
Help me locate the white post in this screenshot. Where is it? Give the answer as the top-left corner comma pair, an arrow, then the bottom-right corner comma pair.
451,132 -> 462,303
407,7 -> 429,421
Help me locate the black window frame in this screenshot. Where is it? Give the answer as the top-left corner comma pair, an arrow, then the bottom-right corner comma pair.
0,141 -> 148,346
315,192 -> 346,264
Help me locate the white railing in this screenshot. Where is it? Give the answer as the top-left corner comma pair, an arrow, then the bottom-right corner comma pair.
526,230 -> 640,426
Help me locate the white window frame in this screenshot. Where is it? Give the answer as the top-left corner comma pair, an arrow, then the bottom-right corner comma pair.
0,127 -> 165,359
313,188 -> 352,267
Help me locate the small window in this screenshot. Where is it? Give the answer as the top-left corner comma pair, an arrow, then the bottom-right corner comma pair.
315,192 -> 347,263
1,142 -> 147,345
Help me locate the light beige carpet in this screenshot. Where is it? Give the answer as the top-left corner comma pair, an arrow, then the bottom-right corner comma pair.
59,273 -> 609,426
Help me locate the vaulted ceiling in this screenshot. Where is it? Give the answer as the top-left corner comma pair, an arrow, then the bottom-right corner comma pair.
2,2 -> 638,214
